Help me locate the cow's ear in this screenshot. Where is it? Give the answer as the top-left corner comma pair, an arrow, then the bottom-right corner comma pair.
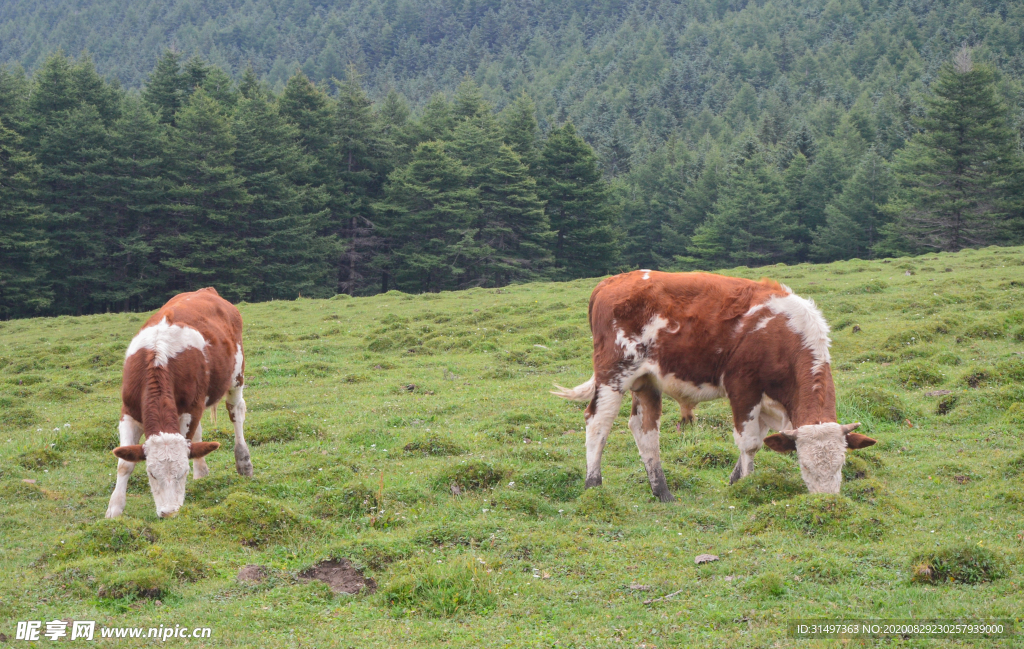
763,432 -> 797,453
188,441 -> 220,459
112,445 -> 147,462
845,432 -> 877,449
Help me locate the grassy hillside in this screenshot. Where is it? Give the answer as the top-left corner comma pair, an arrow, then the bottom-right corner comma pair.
2,247 -> 1023,646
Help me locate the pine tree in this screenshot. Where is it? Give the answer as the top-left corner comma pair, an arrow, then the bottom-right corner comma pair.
102,96 -> 168,312
374,141 -> 480,292
620,143 -> 689,270
232,89 -> 334,300
684,153 -> 799,268
143,51 -> 188,124
885,48 -> 1024,251
278,71 -> 335,190
537,123 -> 618,279
0,118 -> 52,318
158,89 -> 252,300
417,93 -> 456,143
500,93 -> 540,170
811,148 -> 895,261
798,144 -> 848,238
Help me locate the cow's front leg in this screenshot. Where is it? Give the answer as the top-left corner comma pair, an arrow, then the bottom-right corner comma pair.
729,401 -> 766,485
585,384 -> 623,488
105,414 -> 143,518
629,384 -> 673,502
226,386 -> 253,477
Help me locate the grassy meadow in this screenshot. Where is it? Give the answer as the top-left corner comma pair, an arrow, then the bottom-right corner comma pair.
2,247 -> 1024,647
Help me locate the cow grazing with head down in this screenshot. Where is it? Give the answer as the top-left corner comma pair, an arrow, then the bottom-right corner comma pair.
105,288 -> 253,519
553,270 -> 875,502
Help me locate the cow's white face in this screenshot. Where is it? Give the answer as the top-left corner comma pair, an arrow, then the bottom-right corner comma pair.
143,434 -> 192,517
763,423 -> 876,494
112,433 -> 220,518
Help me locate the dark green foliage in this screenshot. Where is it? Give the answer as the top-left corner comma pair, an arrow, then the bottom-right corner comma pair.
911,546 -> 1007,584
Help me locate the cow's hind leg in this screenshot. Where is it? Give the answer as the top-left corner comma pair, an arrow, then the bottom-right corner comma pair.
105,414 -> 143,518
629,380 -> 673,502
226,386 -> 253,477
728,400 -> 767,485
585,383 -> 624,489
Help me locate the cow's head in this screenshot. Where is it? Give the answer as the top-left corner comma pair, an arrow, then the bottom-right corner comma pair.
112,434 -> 219,518
762,423 -> 875,494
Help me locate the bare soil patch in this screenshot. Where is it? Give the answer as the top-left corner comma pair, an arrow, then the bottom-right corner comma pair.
299,559 -> 376,594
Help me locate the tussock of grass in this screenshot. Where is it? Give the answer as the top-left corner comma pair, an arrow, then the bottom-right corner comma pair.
144,545 -> 209,582
381,558 -> 498,618
796,556 -> 854,583
97,567 -> 170,599
842,455 -> 871,481
911,546 -> 1007,584
743,572 -> 786,597
200,492 -> 310,546
16,447 -> 62,469
574,487 -> 625,523
519,464 -> 583,501
495,491 -> 556,517
0,479 -> 45,500
328,535 -> 414,572
312,482 -> 381,519
844,387 -> 909,423
52,518 -> 157,562
843,478 -> 884,503
671,442 -> 736,469
403,434 -> 464,456
883,329 -> 933,351
435,461 -> 512,492
895,362 -> 945,389
244,411 -> 309,445
729,469 -> 805,505
745,494 -> 885,539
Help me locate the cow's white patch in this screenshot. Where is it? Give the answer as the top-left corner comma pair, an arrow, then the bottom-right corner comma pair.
126,318 -> 207,367
142,433 -> 191,518
178,413 -> 192,436
758,394 -> 792,431
231,343 -> 244,387
762,292 -> 831,371
732,403 -> 767,477
615,315 -> 670,360
585,385 -> 624,483
659,374 -> 727,405
552,374 -> 596,402
752,315 -> 776,332
788,423 -> 848,493
105,414 -> 144,518
640,269 -> 651,280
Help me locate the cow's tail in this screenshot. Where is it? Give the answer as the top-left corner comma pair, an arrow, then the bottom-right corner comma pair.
551,375 -> 596,402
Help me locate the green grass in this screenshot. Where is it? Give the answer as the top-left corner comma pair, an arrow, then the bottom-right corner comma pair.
1,246 -> 1024,646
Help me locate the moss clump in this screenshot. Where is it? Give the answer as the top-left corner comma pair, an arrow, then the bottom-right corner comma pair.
17,447 -> 63,469
745,494 -> 885,539
312,482 -> 380,519
743,572 -> 786,597
934,351 -> 962,366
842,455 -> 871,481
97,567 -> 170,599
883,329 -> 933,351
0,407 -> 38,429
843,478 -> 884,503
202,492 -> 309,546
435,461 -> 512,493
729,468 -> 805,505
845,387 -> 909,423
144,546 -> 208,582
672,442 -> 736,469
519,464 -> 583,501
495,491 -> 556,517
53,518 -> 157,562
910,546 -> 1007,585
960,369 -> 993,388
380,558 -> 497,618
895,362 -> 944,389
936,394 -> 959,415
574,487 -> 625,523
403,435 -> 465,456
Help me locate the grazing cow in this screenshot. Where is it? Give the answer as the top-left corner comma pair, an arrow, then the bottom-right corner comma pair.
553,270 -> 875,502
105,288 -> 253,519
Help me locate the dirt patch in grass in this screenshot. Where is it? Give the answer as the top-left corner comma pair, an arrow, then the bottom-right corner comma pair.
911,546 -> 1007,584
238,564 -> 269,584
300,559 -> 376,594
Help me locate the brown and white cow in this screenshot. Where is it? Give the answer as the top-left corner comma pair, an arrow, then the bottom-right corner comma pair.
553,270 -> 875,502
105,288 -> 253,519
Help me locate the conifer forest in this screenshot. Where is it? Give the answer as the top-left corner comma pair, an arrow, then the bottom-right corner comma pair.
2,0 -> 1024,318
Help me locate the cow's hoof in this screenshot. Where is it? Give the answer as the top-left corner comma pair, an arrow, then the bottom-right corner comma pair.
104,508 -> 122,519
193,464 -> 210,480
236,461 -> 253,477
656,491 -> 676,503
584,476 -> 603,488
